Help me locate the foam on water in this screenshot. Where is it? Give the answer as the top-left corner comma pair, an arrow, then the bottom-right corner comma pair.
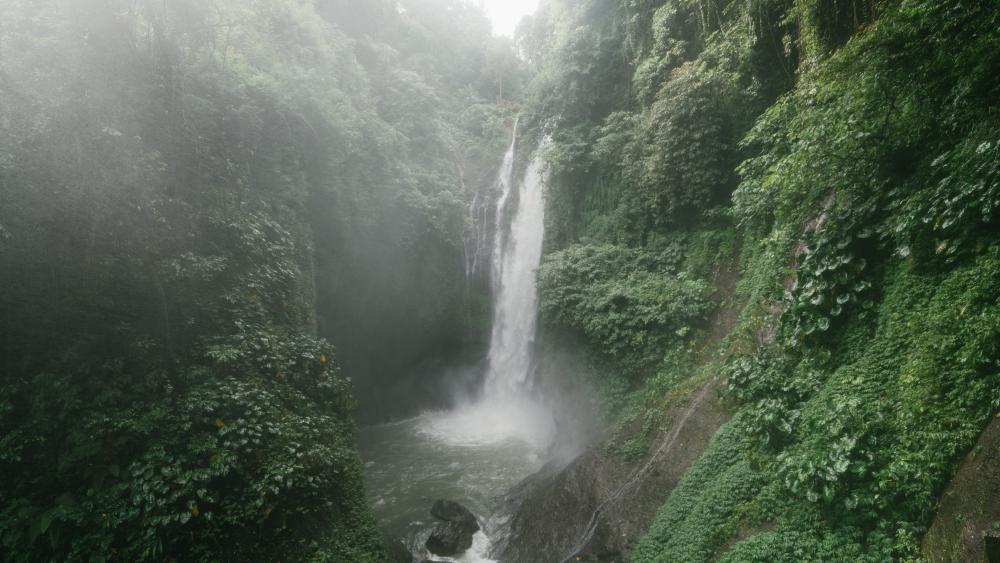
359,416 -> 542,557
415,395 -> 556,451
423,532 -> 495,563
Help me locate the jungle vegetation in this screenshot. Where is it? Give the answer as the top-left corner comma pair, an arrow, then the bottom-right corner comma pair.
0,0 -> 521,559
523,0 -> 999,560
2,0 -> 998,561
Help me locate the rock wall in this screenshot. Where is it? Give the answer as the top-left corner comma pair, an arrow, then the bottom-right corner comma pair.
923,415 -> 1000,563
496,380 -> 729,562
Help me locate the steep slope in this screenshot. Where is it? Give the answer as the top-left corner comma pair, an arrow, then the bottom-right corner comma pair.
506,0 -> 1000,561
498,379 -> 728,562
922,415 -> 1000,563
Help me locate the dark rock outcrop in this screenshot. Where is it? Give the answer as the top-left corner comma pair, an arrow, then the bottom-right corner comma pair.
495,380 -> 729,563
426,521 -> 475,556
431,499 -> 480,534
424,499 -> 480,557
922,415 -> 1000,562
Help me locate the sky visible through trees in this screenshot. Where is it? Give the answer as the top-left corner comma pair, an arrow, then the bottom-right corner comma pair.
480,0 -> 539,36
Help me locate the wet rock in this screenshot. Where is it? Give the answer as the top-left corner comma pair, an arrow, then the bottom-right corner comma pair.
922,415 -> 1000,562
430,499 -> 479,534
494,381 -> 729,563
425,499 -> 479,556
425,521 -> 474,556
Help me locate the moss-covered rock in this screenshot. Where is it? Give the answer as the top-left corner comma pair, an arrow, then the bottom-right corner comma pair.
922,415 -> 1000,563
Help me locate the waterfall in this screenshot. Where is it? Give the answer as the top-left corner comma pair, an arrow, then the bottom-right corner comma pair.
484,135 -> 545,398
490,119 -> 518,287
464,119 -> 516,286
417,126 -> 555,450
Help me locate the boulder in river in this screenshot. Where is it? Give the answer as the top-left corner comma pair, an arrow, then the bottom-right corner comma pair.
494,382 -> 728,563
430,499 -> 480,534
426,521 -> 474,556
425,499 -> 480,556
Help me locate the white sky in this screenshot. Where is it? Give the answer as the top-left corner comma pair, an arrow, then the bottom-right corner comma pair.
480,0 -> 539,37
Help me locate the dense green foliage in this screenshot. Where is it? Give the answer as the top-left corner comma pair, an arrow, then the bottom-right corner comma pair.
523,0 -> 999,560
3,0 -> 997,559
537,243 -> 710,375
0,0 -> 520,559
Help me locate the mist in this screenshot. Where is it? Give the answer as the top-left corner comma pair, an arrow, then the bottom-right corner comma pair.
0,0 -> 549,560
4,0 -> 998,562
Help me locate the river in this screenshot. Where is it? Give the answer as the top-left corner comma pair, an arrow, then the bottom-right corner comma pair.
358,400 -> 552,561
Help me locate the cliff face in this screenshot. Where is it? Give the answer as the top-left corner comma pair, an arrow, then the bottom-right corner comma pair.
512,0 -> 1000,560
498,381 -> 728,562
922,415 -> 1000,563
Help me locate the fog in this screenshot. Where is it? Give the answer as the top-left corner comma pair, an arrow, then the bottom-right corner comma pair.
480,0 -> 540,36
11,0 -> 981,561
0,0 -> 586,560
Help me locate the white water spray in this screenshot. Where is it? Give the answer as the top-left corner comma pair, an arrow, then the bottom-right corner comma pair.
381,127 -> 556,563
490,120 -> 518,287
464,120 -> 516,284
418,126 -> 554,451
484,138 -> 546,397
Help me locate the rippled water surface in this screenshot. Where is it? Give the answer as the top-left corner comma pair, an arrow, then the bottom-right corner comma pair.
359,405 -> 549,562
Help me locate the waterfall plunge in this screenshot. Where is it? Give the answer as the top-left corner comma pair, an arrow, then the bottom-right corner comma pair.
418,126 -> 555,451
485,124 -> 546,397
